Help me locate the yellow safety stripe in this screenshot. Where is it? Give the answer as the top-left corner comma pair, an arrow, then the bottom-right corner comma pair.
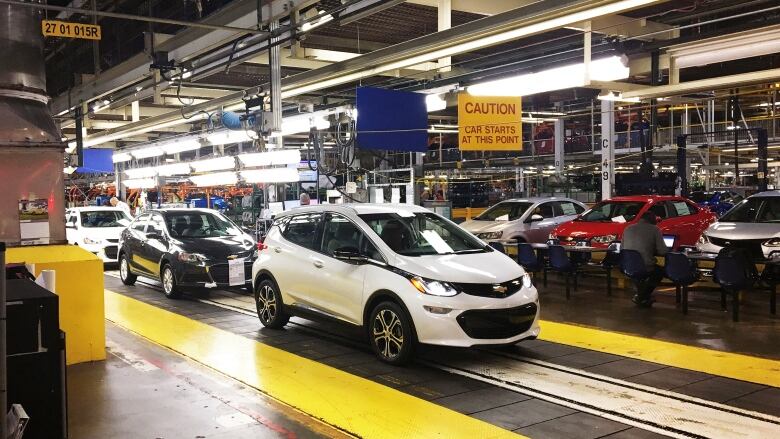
104,290 -> 522,439
539,320 -> 780,387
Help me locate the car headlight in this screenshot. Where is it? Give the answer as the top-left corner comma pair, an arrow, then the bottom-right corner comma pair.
178,252 -> 206,263
409,276 -> 459,297
591,234 -> 617,244
83,237 -> 102,245
697,234 -> 710,246
763,237 -> 780,247
478,231 -> 503,240
252,249 -> 259,259
522,273 -> 533,289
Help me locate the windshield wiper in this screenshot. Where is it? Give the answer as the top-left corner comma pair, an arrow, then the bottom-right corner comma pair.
454,248 -> 486,254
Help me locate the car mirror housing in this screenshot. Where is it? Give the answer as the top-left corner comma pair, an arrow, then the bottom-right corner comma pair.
333,247 -> 368,264
527,214 -> 544,223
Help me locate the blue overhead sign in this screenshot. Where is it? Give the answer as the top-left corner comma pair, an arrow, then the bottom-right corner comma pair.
76,149 -> 114,173
355,87 -> 428,152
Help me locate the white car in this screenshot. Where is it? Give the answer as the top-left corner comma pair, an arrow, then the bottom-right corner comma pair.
251,204 -> 539,365
66,207 -> 132,262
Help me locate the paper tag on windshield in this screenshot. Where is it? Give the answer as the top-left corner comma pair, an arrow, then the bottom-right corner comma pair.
611,215 -> 626,223
228,258 -> 245,286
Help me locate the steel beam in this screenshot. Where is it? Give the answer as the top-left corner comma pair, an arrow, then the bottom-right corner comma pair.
623,68 -> 780,99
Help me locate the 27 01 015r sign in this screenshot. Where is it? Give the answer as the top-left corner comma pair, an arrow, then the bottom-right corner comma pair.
42,20 -> 101,40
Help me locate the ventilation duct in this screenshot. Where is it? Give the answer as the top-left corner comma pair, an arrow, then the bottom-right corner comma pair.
0,1 -> 65,245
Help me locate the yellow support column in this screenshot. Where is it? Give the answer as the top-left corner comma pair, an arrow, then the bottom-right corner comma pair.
7,245 -> 105,364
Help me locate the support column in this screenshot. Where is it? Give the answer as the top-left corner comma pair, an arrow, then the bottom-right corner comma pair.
437,0 -> 451,73
583,21 -> 592,85
554,119 -> 564,175
131,100 -> 140,122
601,100 -> 615,200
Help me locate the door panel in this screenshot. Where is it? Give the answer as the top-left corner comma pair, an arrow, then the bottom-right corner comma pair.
126,214 -> 150,273
273,213 -> 323,307
139,214 -> 168,277
526,202 -> 557,243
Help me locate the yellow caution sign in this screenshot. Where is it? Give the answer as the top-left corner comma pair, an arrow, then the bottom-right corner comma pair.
458,94 -> 522,151
42,20 -> 101,40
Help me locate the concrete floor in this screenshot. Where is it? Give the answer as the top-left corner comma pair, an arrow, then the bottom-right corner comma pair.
535,271 -> 780,359
67,322 -> 348,439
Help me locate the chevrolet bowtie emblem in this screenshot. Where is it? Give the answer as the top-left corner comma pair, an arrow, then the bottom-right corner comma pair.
493,285 -> 508,293
227,255 -> 238,260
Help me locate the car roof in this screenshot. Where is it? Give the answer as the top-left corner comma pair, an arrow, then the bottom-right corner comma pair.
750,190 -> 780,198
66,206 -> 124,211
143,208 -> 222,214
606,195 -> 686,203
496,197 -> 582,203
276,203 -> 430,218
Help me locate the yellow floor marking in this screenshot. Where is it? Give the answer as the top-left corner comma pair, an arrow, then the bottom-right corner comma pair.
539,320 -> 780,387
104,290 -> 521,439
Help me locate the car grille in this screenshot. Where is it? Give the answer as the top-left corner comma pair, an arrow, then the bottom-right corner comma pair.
708,237 -> 765,259
104,246 -> 118,259
452,277 -> 523,299
181,272 -> 211,284
208,262 -> 253,284
457,303 -> 537,339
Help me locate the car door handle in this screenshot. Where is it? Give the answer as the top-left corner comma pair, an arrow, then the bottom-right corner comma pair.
312,259 -> 324,268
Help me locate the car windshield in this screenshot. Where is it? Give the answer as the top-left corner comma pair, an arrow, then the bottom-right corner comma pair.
578,201 -> 646,223
720,197 -> 780,223
359,212 -> 487,256
165,212 -> 242,237
79,210 -> 131,228
475,202 -> 533,221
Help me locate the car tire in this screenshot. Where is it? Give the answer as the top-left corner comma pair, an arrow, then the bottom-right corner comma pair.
119,253 -> 137,286
161,264 -> 182,299
254,279 -> 289,329
368,301 -> 415,365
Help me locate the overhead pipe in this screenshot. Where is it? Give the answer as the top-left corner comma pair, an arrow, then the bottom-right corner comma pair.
78,0 -> 666,148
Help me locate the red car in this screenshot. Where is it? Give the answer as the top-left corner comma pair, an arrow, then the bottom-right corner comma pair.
550,195 -> 717,249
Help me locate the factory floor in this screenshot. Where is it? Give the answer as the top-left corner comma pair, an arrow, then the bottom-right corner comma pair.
67,322 -> 346,439
84,271 -> 780,438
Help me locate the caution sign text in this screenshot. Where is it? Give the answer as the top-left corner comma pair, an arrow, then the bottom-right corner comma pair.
42,20 -> 101,40
458,94 -> 522,151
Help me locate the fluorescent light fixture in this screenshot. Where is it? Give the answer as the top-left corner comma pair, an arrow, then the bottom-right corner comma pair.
301,13 -> 333,32
125,167 -> 158,179
131,146 -> 164,159
269,114 -> 331,137
669,25 -> 780,69
238,150 -> 301,167
191,156 -> 236,172
112,152 -> 133,163
241,168 -> 300,184
189,172 -> 238,187
63,166 -> 77,174
123,178 -> 157,189
206,130 -> 257,145
155,163 -> 191,176
597,90 -> 641,103
161,138 -> 202,154
426,94 -> 447,112
468,56 -> 630,97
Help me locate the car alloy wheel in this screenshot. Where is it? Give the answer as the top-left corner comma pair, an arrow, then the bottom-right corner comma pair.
257,284 -> 277,324
119,254 -> 136,286
161,265 -> 181,299
373,309 -> 404,360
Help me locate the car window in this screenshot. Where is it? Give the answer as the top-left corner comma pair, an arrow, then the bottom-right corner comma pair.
556,201 -> 582,216
79,210 -> 131,228
720,197 -> 763,222
579,201 -> 646,222
529,203 -> 555,220
321,214 -> 383,261
147,214 -> 166,236
649,203 -> 669,220
475,202 -> 533,221
132,214 -> 149,232
669,201 -> 696,217
282,213 -> 322,250
360,212 -> 486,256
757,198 -> 780,223
165,212 -> 242,237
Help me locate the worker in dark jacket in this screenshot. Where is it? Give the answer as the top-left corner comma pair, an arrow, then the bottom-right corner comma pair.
622,212 -> 668,307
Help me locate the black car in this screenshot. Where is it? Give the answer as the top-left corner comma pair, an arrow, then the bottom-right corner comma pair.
118,208 -> 257,298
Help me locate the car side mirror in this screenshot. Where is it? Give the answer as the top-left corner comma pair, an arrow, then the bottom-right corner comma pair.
65,222 -> 76,229
527,214 -> 544,223
333,247 -> 368,264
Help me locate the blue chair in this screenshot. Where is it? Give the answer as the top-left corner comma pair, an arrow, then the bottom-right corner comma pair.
548,245 -> 578,299
619,250 -> 651,300
665,252 -> 699,314
600,243 -> 622,296
713,255 -> 754,322
518,243 -> 546,287
488,242 -> 506,253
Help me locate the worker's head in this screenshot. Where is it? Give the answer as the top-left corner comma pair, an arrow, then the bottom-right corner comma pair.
300,192 -> 311,205
109,196 -> 119,207
640,211 -> 658,225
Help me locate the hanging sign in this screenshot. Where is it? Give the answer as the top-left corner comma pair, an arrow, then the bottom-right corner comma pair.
458,94 -> 522,151
42,20 -> 102,40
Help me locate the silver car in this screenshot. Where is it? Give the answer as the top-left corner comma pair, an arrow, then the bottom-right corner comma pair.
460,197 -> 587,243
697,190 -> 780,259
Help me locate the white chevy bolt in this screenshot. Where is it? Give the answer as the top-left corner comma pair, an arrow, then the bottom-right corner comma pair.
66,206 -> 132,262
251,203 -> 539,365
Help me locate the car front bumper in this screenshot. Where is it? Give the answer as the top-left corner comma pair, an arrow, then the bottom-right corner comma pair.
81,243 -> 119,262
174,260 -> 253,289
406,284 -> 540,348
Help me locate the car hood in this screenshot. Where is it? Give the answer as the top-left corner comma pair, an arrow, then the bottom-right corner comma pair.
392,250 -> 525,283
553,220 -> 630,239
705,222 -> 780,240
176,235 -> 256,259
81,227 -> 126,240
460,220 -> 517,234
